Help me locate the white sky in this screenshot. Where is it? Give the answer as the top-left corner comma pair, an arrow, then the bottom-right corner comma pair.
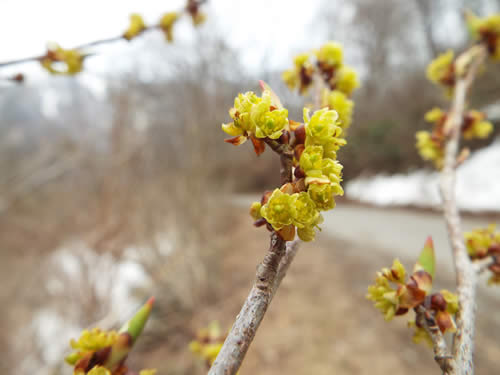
0,0 -> 324,79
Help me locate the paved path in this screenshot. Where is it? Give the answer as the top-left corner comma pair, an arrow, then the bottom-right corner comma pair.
233,195 -> 500,298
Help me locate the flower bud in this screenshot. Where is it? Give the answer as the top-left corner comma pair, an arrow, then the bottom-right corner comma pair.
430,293 -> 447,311
279,130 -> 290,144
294,167 -> 305,179
294,124 -> 306,144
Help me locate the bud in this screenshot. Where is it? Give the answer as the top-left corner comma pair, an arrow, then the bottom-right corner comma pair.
123,14 -> 146,40
294,167 -> 306,179
294,124 -> 306,144
430,293 -> 447,311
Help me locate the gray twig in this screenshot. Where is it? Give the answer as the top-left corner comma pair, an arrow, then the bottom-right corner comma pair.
209,144 -> 296,375
415,305 -> 456,374
439,45 -> 487,375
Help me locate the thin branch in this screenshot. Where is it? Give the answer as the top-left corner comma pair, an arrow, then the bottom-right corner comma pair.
272,239 -> 301,298
416,305 -> 456,374
209,145 -> 294,375
0,0 -> 208,71
439,44 -> 487,375
472,256 -> 496,274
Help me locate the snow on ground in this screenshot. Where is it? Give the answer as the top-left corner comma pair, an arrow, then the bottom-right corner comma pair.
346,138 -> 500,212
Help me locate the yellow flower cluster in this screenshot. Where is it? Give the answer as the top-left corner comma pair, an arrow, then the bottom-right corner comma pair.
66,298 -> 155,375
462,110 -> 494,140
464,224 -> 500,285
367,239 -> 459,347
315,41 -> 343,69
189,321 -> 225,367
41,45 -> 84,75
221,90 -> 289,148
366,259 -> 407,321
426,50 -> 455,90
417,106 -> 494,168
282,53 -> 314,94
282,41 -> 359,97
465,224 -> 500,258
66,328 -> 118,365
415,131 -> 444,169
38,2 -> 207,77
466,11 -> 500,61
253,106 -> 345,242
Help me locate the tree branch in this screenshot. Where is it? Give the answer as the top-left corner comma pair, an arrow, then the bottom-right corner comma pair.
416,305 -> 456,374
208,144 -> 296,375
439,45 -> 487,375
0,1 -> 207,71
272,239 -> 301,298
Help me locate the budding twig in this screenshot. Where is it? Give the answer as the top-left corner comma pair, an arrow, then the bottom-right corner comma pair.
439,44 -> 487,375
416,305 -> 456,374
0,0 -> 207,77
208,145 -> 295,375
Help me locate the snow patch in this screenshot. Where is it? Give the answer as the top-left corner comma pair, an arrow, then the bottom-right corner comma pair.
346,138 -> 500,212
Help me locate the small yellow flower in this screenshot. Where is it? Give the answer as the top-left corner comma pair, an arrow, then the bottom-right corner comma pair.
299,146 -> 324,176
66,328 -> 118,365
160,12 -> 179,42
304,108 -> 342,147
424,107 -> 445,123
415,131 -> 444,169
282,52 -> 314,94
252,92 -> 288,139
464,224 -> 500,259
334,65 -> 359,96
222,91 -> 261,137
463,110 -> 493,140
381,259 -> 406,284
440,289 -> 459,314
260,189 -> 296,230
190,321 -> 227,367
315,41 -> 343,68
426,50 -> 454,86
366,272 -> 399,321
466,12 -> 500,61
282,69 -> 298,90
291,192 -> 320,229
250,201 -> 262,220
123,14 -> 146,40
307,182 -> 337,211
408,320 -> 433,348
41,45 -> 84,75
322,90 -> 354,130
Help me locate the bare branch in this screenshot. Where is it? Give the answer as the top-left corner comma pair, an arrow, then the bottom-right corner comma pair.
209,140 -> 295,375
416,305 -> 456,374
0,1 -> 205,71
272,239 -> 301,298
439,44 -> 487,375
472,256 -> 496,274
208,233 -> 286,375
